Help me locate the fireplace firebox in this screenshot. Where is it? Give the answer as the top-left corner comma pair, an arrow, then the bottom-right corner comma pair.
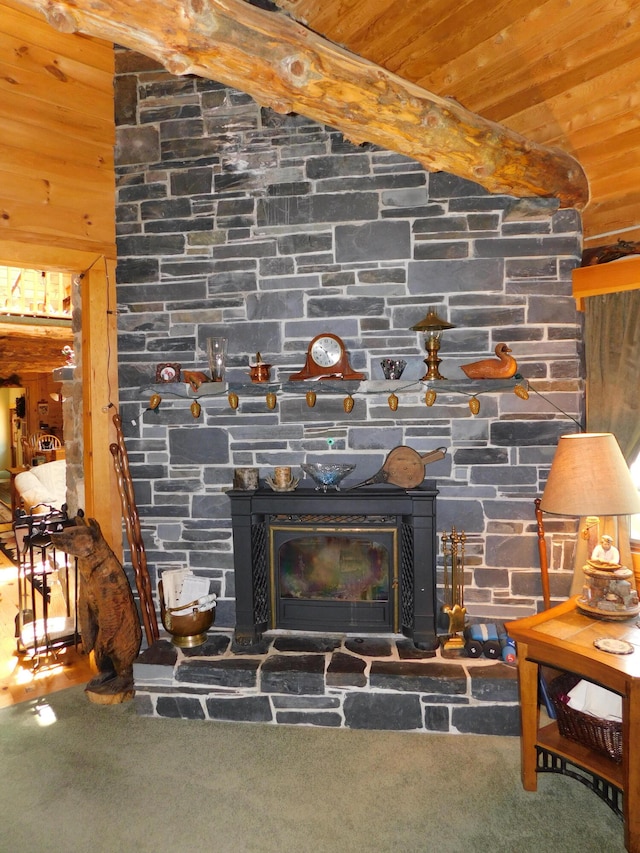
228,483 -> 439,649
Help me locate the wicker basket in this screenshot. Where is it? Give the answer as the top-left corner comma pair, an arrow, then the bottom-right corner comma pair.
549,672 -> 623,764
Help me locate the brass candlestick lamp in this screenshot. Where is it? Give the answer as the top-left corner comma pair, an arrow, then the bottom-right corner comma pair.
411,309 -> 456,380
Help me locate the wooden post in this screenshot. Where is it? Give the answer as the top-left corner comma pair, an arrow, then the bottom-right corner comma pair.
80,258 -> 122,556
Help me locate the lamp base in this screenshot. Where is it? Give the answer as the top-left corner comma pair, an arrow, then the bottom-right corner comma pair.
421,355 -> 446,381
576,562 -> 640,620
576,598 -> 640,621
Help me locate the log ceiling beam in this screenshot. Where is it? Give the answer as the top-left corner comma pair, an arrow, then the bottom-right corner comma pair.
20,0 -> 589,208
0,320 -> 73,378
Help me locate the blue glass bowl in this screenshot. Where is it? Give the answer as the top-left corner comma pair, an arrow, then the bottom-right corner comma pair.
301,463 -> 356,491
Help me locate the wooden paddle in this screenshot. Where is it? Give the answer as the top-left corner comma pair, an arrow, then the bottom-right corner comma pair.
349,445 -> 447,489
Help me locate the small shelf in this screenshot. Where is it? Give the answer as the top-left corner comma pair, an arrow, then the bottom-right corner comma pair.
536,720 -> 623,789
52,365 -> 76,382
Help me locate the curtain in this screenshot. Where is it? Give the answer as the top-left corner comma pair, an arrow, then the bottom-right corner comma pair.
584,288 -> 640,458
569,287 -> 640,593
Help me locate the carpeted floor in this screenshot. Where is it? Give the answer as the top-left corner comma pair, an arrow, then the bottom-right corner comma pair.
0,686 -> 625,853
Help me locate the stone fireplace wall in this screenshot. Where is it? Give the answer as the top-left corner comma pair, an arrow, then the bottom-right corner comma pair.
114,49 -> 584,633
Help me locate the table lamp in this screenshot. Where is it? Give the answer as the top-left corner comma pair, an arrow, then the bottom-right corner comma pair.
539,432 -> 640,619
410,309 -> 456,380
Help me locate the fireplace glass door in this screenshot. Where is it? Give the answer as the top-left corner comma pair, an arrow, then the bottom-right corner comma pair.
271,525 -> 398,633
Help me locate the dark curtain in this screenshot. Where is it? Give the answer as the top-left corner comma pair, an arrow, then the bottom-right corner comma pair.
569,287 -> 640,592
584,288 -> 640,459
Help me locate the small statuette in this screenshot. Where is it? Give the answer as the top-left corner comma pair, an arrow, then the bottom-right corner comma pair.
62,345 -> 76,366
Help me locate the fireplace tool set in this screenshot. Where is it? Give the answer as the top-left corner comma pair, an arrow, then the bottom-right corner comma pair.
441,527 -> 467,651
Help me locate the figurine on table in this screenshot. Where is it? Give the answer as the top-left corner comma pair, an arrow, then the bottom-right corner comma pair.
591,534 -> 620,565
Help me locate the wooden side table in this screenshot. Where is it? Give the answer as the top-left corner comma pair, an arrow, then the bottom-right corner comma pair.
507,598 -> 640,853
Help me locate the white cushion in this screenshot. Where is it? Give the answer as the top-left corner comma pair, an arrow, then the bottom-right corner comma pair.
14,460 -> 66,512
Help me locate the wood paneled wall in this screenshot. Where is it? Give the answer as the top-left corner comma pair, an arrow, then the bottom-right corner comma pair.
0,0 -> 121,552
0,0 -> 115,259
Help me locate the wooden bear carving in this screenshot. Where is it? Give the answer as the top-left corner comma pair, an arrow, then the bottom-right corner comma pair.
51,516 -> 142,704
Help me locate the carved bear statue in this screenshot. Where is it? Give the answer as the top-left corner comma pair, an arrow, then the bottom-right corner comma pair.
51,516 -> 142,703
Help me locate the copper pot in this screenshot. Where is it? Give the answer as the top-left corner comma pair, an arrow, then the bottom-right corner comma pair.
248,363 -> 272,382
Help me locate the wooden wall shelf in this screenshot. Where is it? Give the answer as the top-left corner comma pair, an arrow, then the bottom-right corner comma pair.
144,377 -> 522,400
572,256 -> 640,310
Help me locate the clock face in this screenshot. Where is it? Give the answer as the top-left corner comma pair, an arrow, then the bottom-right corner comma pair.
310,335 -> 343,368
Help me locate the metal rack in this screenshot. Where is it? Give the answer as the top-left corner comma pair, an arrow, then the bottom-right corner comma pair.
13,507 -> 79,661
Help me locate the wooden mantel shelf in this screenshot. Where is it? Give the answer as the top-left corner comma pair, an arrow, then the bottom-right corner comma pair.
572,256 -> 640,309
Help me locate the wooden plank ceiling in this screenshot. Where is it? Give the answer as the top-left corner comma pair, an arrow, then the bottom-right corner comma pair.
11,0 -> 640,247
273,0 -> 640,247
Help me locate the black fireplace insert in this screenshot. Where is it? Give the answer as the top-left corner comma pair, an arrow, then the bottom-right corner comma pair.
228,483 -> 438,649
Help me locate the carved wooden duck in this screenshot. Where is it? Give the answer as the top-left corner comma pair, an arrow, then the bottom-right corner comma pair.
461,343 -> 517,379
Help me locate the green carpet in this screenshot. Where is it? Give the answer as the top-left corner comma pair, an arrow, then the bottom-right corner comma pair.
0,686 -> 624,853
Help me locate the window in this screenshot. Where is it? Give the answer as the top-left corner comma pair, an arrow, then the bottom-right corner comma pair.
0,267 -> 72,319
631,453 -> 640,543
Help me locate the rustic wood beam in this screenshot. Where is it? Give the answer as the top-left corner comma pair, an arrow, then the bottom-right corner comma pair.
19,0 -> 588,208
0,320 -> 73,377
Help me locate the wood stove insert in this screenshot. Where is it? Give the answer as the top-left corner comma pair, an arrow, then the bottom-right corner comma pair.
228,483 -> 438,649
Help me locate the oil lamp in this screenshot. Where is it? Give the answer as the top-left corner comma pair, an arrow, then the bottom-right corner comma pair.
411,309 -> 456,380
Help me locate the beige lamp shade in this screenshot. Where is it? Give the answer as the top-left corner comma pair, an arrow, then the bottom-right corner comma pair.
540,433 -> 640,517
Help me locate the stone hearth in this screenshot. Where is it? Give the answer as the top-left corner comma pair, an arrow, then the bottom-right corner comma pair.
133,630 -> 520,735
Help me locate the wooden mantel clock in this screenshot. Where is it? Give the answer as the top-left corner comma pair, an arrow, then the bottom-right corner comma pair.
289,333 -> 365,381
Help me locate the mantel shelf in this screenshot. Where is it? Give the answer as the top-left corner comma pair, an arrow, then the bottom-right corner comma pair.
143,377 -> 523,399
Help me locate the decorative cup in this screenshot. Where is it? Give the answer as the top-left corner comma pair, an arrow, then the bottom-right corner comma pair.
274,466 -> 292,488
380,358 -> 407,380
207,337 -> 228,382
233,467 -> 259,490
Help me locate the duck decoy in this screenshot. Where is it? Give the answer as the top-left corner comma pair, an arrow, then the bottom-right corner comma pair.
461,343 -> 517,379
